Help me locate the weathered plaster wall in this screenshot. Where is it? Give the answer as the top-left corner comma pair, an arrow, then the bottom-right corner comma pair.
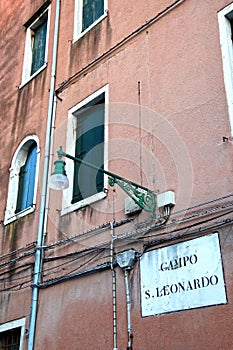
1,0 -> 233,349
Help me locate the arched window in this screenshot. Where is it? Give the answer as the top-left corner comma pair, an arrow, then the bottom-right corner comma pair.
4,136 -> 40,225
15,142 -> 37,213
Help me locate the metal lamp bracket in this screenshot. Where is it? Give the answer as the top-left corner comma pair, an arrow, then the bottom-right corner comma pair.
54,146 -> 157,218
108,177 -> 157,219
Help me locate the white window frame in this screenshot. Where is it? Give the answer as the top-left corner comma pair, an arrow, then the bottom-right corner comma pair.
218,3 -> 233,136
20,5 -> 51,87
4,135 -> 40,225
73,0 -> 108,42
0,318 -> 26,350
61,85 -> 109,216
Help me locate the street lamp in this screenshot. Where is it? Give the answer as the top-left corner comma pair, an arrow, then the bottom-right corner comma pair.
50,149 -> 69,190
50,146 -> 157,218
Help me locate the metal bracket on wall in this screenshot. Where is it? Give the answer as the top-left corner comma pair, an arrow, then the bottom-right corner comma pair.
108,177 -> 157,219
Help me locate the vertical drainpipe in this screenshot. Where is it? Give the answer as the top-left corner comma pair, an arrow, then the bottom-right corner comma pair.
124,269 -> 133,350
116,250 -> 136,350
110,221 -> 118,350
27,1 -> 60,349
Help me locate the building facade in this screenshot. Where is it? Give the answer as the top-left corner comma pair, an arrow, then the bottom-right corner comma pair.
0,0 -> 233,349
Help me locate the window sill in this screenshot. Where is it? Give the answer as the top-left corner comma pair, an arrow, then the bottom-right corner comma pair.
4,205 -> 35,225
73,11 -> 108,44
61,191 -> 106,216
19,63 -> 47,89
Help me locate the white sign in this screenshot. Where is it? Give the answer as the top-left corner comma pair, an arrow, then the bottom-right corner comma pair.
140,233 -> 227,317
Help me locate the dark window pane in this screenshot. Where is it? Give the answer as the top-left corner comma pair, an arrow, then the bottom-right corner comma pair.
0,328 -> 20,350
82,0 -> 104,32
72,94 -> 104,203
31,15 -> 48,75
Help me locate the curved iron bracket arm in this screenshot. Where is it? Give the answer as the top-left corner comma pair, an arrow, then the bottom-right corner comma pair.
57,146 -> 157,218
108,177 -> 156,219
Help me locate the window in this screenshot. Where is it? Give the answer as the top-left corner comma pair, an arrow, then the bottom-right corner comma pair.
72,93 -> 105,203
61,85 -> 109,215
4,136 -> 40,225
0,318 -> 25,350
30,12 -> 48,76
218,3 -> 233,134
0,328 -> 20,350
74,0 -> 107,41
21,4 -> 50,85
82,0 -> 104,31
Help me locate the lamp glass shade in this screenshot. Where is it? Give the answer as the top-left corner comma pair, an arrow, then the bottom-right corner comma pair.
49,173 -> 69,190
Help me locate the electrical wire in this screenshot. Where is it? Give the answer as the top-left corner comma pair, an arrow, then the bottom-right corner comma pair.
142,216 -> 233,253
45,221 -> 111,249
43,242 -> 110,262
42,248 -> 108,279
40,195 -> 233,256
1,195 -> 233,292
114,210 -> 233,249
1,214 -> 232,292
171,193 -> 233,217
0,250 -> 35,270
41,250 -> 108,286
40,213 -> 233,290
0,279 -> 32,293
0,263 -> 33,280
134,194 -> 233,230
39,262 -> 111,289
44,217 -> 133,251
0,250 -> 107,293
0,242 -> 36,261
39,205 -> 233,276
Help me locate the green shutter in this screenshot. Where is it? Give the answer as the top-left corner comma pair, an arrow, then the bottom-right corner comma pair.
72,95 -> 104,203
26,145 -> 37,207
15,143 -> 37,213
16,163 -> 27,213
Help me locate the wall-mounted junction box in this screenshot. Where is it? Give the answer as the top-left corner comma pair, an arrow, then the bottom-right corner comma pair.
125,197 -> 142,215
124,191 -> 175,216
157,191 -> 175,209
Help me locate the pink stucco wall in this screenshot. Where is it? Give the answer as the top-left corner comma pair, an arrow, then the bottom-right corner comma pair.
1,0 -> 233,349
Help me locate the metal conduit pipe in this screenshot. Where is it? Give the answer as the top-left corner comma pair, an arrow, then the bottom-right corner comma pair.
27,1 -> 60,349
110,221 -> 118,350
116,250 -> 136,350
124,269 -> 133,350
